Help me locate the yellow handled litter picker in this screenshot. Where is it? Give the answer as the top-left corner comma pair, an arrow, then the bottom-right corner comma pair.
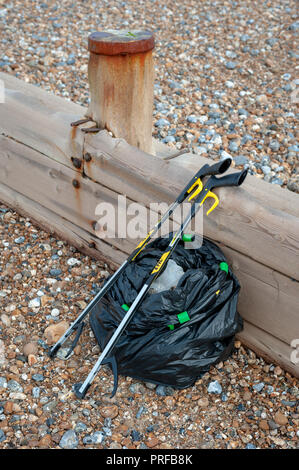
49,157 -> 247,399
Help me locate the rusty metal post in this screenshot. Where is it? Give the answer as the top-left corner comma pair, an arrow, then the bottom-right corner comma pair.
87,30 -> 155,154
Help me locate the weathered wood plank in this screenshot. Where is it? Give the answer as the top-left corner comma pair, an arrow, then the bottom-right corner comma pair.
0,182 -> 126,269
0,71 -> 84,168
85,131 -> 299,281
1,72 -> 299,280
170,150 -> 299,219
0,135 -> 144,255
1,71 -> 299,377
217,242 -> 299,345
2,127 -> 297,350
238,321 -> 299,378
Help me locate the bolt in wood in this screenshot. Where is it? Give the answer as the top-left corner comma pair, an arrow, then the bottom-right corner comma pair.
72,179 -> 80,189
83,152 -> 92,162
71,157 -> 82,169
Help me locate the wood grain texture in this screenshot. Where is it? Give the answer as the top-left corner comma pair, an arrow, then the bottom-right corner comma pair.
0,71 -> 84,168
87,49 -> 154,153
0,182 -> 126,269
0,135 -> 143,255
217,242 -> 299,345
238,321 -> 299,378
85,130 -> 299,281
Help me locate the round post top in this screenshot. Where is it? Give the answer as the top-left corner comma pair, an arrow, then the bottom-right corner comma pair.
88,30 -> 155,56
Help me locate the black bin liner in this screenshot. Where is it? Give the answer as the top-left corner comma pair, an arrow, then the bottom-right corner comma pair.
89,235 -> 243,389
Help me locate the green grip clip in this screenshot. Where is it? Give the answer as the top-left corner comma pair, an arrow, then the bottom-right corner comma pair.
182,234 -> 195,243
121,304 -> 130,312
168,311 -> 190,330
219,262 -> 229,274
177,311 -> 190,324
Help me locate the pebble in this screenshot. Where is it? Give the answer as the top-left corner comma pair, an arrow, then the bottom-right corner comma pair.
7,380 -> 23,393
225,80 -> 235,88
44,321 -> 69,344
131,429 -> 142,441
269,140 -> 280,152
253,382 -> 265,392
225,61 -> 237,70
100,405 -> 119,419
154,118 -> 170,128
136,406 -> 145,419
43,400 -> 57,413
187,115 -> 198,123
32,374 -> 44,382
246,443 -> 256,449
51,308 -> 60,317
259,420 -> 269,431
9,392 -> 26,400
75,422 -> 87,433
32,387 -> 40,398
67,257 -> 81,266
261,165 -> 271,175
234,155 -> 248,166
49,268 -> 62,277
59,430 -> 78,449
156,385 -> 175,396
84,431 -> 104,445
207,381 -> 223,394
274,366 -> 283,375
28,297 -> 41,308
0,377 -> 7,389
23,342 -> 38,357
271,178 -> 284,186
14,236 -> 25,244
145,382 -> 157,390
274,411 -> 288,426
229,141 -> 239,153
198,397 -> 209,408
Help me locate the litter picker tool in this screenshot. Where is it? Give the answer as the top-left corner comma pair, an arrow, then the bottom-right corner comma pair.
48,157 -> 231,360
49,160 -> 248,399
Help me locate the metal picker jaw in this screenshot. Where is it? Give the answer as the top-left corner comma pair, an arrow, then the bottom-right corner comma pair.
48,342 -> 61,358
73,382 -> 90,399
73,354 -> 119,399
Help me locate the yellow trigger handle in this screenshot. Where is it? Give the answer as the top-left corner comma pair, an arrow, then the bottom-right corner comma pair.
200,190 -> 219,215
187,178 -> 203,201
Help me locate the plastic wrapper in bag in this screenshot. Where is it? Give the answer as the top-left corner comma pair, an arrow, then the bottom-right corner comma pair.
89,235 -> 243,389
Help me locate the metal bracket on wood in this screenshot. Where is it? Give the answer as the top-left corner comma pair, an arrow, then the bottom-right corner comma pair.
70,118 -> 94,127
80,126 -> 102,134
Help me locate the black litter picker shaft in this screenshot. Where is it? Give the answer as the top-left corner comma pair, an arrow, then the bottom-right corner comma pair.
73,167 -> 248,399
48,157 -> 232,360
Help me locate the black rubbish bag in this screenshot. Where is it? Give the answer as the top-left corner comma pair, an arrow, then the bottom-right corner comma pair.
89,235 -> 243,390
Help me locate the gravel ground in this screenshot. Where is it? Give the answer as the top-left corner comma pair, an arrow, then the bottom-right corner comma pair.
0,205 -> 298,450
0,0 -> 298,191
0,0 -> 298,451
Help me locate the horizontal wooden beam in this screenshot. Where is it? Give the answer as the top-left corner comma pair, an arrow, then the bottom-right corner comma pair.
83,131 -> 299,281
0,134 -> 143,255
0,182 -> 127,270
0,72 -> 298,378
1,72 -> 298,279
238,321 -> 298,378
218,242 -> 298,345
